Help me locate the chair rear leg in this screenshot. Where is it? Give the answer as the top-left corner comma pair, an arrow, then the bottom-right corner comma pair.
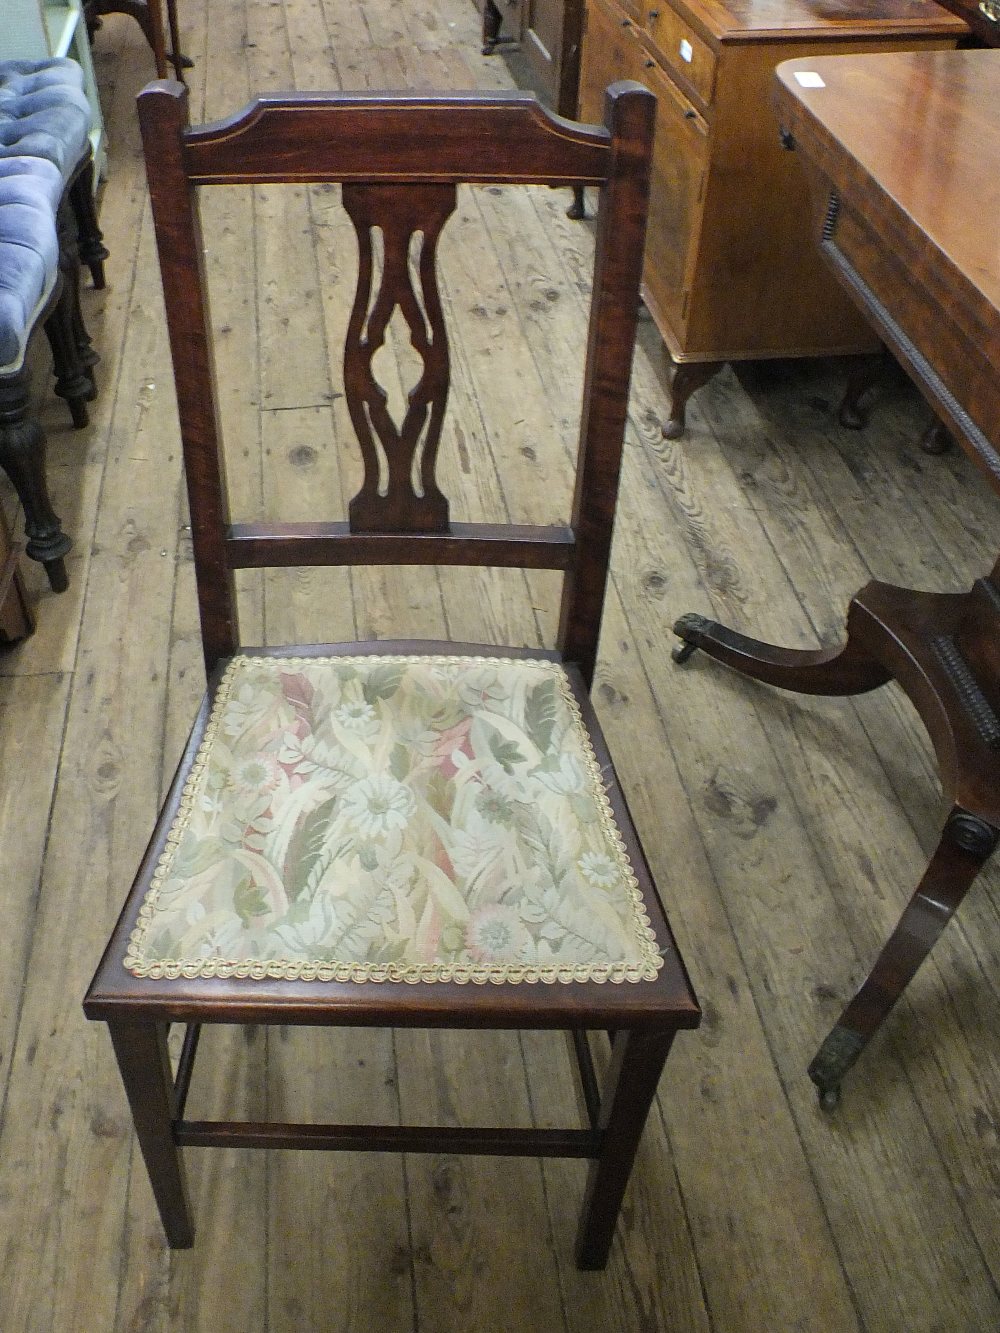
808,807 -> 999,1109
575,1029 -> 674,1270
108,1020 -> 195,1248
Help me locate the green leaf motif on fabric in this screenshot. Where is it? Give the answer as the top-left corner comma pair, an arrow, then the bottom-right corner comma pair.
488,732 -> 525,774
362,663 -> 404,703
525,677 -> 558,755
124,654 -> 665,985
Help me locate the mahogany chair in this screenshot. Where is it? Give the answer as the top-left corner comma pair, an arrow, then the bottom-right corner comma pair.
84,79 -> 699,1269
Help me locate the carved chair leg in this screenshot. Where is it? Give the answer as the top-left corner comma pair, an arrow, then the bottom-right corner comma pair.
663,360 -> 724,440
808,807 -> 999,1110
575,1029 -> 674,1270
0,367 -> 71,592
57,193 -> 99,397
671,608 -> 892,697
44,273 -> 95,432
68,158 -> 109,290
108,1021 -> 195,1248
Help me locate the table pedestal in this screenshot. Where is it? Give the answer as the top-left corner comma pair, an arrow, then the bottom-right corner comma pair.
673,572 -> 1000,1106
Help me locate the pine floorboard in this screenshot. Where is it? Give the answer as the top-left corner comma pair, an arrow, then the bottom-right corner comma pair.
0,1 -> 997,1328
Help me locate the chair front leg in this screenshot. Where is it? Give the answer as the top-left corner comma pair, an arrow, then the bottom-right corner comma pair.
108,1020 -> 195,1248
575,1028 -> 675,1270
809,806 -> 999,1109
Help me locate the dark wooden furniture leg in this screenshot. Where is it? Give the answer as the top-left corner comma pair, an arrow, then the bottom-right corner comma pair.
674,574 -> 1000,1104
809,806 -> 999,1108
663,360 -> 724,440
45,197 -> 99,428
567,184 -> 586,219
87,1 -> 192,79
68,157 -> 109,291
920,419 -> 952,455
0,367 -> 71,592
837,351 -> 885,429
481,0 -> 514,54
108,1021 -> 195,1248
576,1030 -> 674,1269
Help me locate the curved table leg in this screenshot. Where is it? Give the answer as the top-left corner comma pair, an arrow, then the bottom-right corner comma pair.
671,610 -> 892,697
808,808 -> 999,1109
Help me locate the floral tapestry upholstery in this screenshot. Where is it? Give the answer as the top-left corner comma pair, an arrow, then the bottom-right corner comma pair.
125,653 -> 665,985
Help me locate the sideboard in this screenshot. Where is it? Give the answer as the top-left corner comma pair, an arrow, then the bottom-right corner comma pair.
577,0 -> 968,436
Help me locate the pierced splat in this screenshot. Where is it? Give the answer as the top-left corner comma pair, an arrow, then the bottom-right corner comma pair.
343,183 -> 455,533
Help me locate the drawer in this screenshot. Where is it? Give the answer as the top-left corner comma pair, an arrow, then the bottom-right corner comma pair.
644,5 -> 716,107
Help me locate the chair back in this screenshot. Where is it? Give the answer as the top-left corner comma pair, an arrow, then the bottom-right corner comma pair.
138,80 -> 655,684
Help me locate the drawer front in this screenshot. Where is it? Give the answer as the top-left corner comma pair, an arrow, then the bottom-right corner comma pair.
578,0 -> 646,121
644,5 -> 716,107
641,58 -> 710,338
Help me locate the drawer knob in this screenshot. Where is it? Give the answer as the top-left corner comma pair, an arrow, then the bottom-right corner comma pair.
645,58 -> 655,68
649,8 -> 660,15
684,108 -> 697,119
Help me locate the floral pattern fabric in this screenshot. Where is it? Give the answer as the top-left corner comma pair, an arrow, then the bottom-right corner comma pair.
125,654 -> 664,984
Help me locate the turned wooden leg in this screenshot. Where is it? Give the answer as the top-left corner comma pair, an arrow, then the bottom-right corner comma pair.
567,185 -> 587,220
575,1029 -> 674,1270
0,368 -> 71,592
47,199 -> 98,426
663,360 -> 724,440
671,604 -> 892,697
482,0 -> 505,53
808,808 -> 999,1109
165,0 -> 194,74
108,1021 -> 195,1248
68,157 -> 109,290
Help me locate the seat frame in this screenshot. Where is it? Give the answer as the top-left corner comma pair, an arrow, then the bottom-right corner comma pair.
85,79 -> 699,1270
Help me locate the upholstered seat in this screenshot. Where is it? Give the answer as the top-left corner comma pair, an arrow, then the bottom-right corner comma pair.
0,58 -> 108,289
0,57 -> 105,592
0,59 -> 92,176
0,157 -> 62,371
125,651 -> 664,985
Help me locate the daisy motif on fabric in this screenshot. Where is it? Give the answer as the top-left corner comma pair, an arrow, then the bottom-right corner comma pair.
578,851 -> 621,889
341,774 -> 416,837
465,904 -> 532,963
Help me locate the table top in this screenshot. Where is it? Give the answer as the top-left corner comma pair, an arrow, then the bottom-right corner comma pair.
773,49 -> 1000,489
679,0 -> 966,42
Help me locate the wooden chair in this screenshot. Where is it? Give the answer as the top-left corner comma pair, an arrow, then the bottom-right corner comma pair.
84,79 -> 699,1269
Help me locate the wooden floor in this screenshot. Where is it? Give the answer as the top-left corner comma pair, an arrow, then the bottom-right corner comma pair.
1,1 -> 999,1328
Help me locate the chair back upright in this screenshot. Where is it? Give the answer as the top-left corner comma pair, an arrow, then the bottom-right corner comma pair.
137,80 -> 655,685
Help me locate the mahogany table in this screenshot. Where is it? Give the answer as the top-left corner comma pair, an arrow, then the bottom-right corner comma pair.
673,50 -> 1000,1106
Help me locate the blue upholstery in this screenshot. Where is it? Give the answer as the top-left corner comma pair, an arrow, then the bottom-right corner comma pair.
0,59 -> 92,180
0,156 -> 62,370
